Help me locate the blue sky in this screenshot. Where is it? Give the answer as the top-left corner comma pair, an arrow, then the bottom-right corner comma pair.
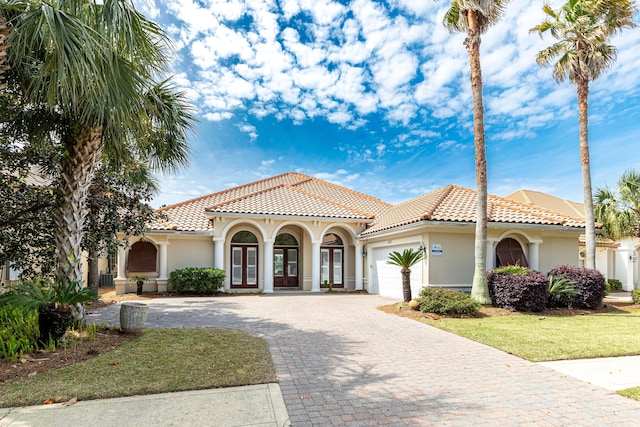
137,0 -> 640,208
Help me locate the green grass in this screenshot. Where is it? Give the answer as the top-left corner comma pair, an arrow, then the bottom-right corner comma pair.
0,328 -> 276,408
618,387 -> 640,400
420,308 -> 640,362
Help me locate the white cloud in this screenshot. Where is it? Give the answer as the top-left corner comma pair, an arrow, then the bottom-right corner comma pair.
155,0 -> 639,147
237,123 -> 258,141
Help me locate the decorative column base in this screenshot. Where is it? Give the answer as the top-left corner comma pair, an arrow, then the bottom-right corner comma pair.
157,279 -> 168,293
114,278 -> 127,295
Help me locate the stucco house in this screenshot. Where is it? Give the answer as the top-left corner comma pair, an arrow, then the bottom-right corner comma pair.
113,173 -> 589,299
507,189 -> 638,291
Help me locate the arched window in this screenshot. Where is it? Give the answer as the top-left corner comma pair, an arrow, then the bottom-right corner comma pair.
275,233 -> 298,246
128,241 -> 157,272
322,233 -> 343,246
231,230 -> 259,244
496,238 -> 529,268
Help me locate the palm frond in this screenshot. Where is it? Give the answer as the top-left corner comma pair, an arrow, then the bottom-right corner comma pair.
387,248 -> 424,269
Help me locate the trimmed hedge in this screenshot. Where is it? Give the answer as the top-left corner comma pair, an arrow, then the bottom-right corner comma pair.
547,265 -> 605,309
632,289 -> 640,305
416,287 -> 479,316
168,268 -> 226,294
607,278 -> 623,291
487,267 -> 548,312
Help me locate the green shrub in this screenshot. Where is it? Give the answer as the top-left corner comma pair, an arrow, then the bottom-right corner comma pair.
168,268 -> 225,294
492,265 -> 530,275
632,289 -> 640,305
0,305 -> 39,361
416,287 -> 480,316
607,279 -> 623,291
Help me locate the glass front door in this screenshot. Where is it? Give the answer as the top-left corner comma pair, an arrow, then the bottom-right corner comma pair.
320,247 -> 343,288
231,245 -> 258,288
274,248 -> 298,288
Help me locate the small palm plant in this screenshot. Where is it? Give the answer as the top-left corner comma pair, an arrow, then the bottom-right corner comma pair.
548,275 -> 581,308
387,248 -> 425,302
0,279 -> 98,344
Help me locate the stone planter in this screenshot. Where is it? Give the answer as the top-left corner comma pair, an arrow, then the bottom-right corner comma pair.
119,302 -> 150,334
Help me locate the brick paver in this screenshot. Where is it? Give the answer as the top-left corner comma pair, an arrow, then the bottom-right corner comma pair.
89,294 -> 640,426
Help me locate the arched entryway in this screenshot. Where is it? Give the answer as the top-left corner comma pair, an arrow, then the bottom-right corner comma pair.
496,237 -> 529,267
274,233 -> 299,288
231,230 -> 259,288
321,233 -> 344,288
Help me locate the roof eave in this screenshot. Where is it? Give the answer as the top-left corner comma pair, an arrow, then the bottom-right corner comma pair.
204,211 -> 374,223
360,219 -> 585,239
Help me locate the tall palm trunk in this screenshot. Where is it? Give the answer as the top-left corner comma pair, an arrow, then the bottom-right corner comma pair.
578,79 -> 596,269
466,10 -> 491,304
54,127 -> 103,291
0,15 -> 11,93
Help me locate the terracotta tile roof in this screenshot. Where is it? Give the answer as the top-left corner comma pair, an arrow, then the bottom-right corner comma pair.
361,185 -> 587,236
506,189 -> 585,218
150,173 -> 392,232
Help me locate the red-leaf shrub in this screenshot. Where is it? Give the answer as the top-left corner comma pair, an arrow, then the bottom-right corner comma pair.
487,267 -> 548,312
547,265 -> 605,309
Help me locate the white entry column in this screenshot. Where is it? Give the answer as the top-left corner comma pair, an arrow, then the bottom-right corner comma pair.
355,243 -> 364,290
213,238 -> 225,270
117,244 -> 127,280
264,240 -> 274,293
115,242 -> 128,295
157,242 -> 169,292
528,241 -> 541,271
311,241 -> 321,292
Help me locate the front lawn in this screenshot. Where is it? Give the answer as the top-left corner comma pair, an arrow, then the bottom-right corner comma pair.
421,309 -> 640,361
0,328 -> 276,408
381,302 -> 640,362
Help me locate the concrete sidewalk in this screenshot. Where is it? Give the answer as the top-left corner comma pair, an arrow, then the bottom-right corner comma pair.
0,384 -> 290,427
540,355 -> 640,391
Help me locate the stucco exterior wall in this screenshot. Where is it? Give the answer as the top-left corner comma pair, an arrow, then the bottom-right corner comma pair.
167,237 -> 214,273
427,231 -> 475,286
538,234 -> 580,273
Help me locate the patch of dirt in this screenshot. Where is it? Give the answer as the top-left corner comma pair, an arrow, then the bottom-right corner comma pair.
378,299 -> 639,320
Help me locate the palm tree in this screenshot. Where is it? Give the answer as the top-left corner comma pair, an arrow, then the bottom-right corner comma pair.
0,15 -> 9,92
531,0 -> 637,269
1,0 -> 194,292
443,0 -> 510,304
595,169 -> 640,239
387,248 -> 425,302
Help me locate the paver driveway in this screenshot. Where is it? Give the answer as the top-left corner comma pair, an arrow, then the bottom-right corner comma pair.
89,294 -> 640,426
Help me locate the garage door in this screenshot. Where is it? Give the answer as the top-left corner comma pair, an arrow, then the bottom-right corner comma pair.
371,245 -> 423,300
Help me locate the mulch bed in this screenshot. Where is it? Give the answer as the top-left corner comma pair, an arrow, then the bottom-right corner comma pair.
377,299 -> 639,320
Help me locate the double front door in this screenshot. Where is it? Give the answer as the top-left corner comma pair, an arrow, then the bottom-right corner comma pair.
231,245 -> 258,288
274,248 -> 298,288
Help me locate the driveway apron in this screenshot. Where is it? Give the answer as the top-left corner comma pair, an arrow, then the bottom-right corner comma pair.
89,294 -> 640,426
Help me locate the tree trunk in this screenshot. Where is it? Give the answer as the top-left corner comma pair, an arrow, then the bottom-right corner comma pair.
577,80 -> 596,269
465,10 -> 491,304
87,248 -> 100,295
401,268 -> 412,303
53,127 -> 103,301
0,15 -> 11,94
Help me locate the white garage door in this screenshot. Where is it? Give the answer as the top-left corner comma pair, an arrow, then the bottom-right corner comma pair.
371,245 -> 423,300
